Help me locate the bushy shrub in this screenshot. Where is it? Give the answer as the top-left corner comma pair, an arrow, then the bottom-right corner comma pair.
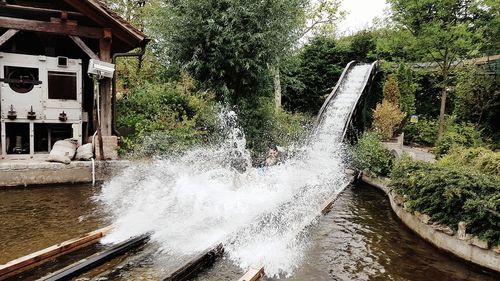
240,96 -> 311,157
402,118 -> 438,146
352,132 -> 394,176
117,75 -> 221,157
439,147 -> 500,177
383,75 -> 401,104
434,120 -> 483,158
372,100 -> 406,139
391,156 -> 500,245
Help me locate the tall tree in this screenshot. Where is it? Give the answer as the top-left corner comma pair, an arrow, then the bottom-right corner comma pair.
150,0 -> 311,105
387,0 -> 484,138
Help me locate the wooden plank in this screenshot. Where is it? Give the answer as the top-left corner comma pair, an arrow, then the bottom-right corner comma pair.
69,35 -> 99,59
162,243 -> 224,281
0,16 -> 103,39
42,233 -> 150,281
0,4 -> 84,17
0,29 -> 18,47
237,267 -> 264,281
0,226 -> 112,280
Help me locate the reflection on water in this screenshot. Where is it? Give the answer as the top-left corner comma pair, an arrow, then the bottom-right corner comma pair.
283,183 -> 499,281
0,184 -> 108,264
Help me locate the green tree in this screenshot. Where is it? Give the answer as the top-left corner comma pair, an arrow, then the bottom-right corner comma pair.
387,0 -> 485,138
393,63 -> 418,116
454,65 -> 499,133
150,0 -> 310,104
282,36 -> 349,113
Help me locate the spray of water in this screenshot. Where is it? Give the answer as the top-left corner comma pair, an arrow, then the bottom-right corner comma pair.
98,64 -> 372,277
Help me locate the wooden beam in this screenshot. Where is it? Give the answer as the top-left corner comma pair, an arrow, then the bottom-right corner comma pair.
69,35 -> 98,59
0,226 -> 112,280
0,4 -> 84,17
0,16 -> 103,39
0,29 -> 18,47
40,233 -> 150,281
64,0 -> 142,48
238,267 -> 265,281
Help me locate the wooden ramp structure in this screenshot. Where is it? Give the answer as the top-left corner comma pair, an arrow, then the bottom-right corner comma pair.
0,226 -> 112,280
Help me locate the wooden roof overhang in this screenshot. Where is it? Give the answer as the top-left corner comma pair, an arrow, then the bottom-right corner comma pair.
0,0 -> 148,53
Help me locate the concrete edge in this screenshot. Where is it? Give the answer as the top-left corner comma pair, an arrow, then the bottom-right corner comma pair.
360,173 -> 500,273
0,160 -> 131,188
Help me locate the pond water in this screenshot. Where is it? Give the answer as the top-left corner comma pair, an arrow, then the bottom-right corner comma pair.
1,183 -> 498,281
197,183 -> 499,281
0,184 -> 107,264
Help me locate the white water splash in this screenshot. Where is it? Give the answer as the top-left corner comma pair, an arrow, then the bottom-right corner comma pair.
98,64 -> 372,277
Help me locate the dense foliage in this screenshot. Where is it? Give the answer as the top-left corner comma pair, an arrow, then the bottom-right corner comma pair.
282,36 -> 348,113
454,65 -> 500,138
403,118 -> 438,146
439,147 -> 500,177
372,100 -> 406,140
386,0 -> 489,137
351,133 -> 394,176
372,76 -> 405,139
391,156 -> 500,245
434,120 -> 483,158
117,75 -> 221,157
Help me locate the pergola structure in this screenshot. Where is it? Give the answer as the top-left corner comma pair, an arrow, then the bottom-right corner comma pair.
0,0 -> 148,160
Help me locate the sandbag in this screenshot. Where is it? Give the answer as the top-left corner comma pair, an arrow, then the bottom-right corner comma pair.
75,143 -> 94,160
47,139 -> 78,164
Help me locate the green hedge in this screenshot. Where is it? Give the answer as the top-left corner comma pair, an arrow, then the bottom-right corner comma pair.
391,156 -> 500,245
352,132 -> 394,176
434,122 -> 483,158
439,147 -> 500,177
403,118 -> 438,146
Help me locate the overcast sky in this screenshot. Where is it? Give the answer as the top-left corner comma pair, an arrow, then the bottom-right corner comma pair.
337,0 -> 389,35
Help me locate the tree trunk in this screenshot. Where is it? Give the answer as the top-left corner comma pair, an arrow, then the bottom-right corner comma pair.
438,51 -> 449,139
270,64 -> 282,111
437,88 -> 448,138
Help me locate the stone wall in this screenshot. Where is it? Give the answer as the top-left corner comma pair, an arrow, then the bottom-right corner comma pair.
361,174 -> 500,273
0,160 -> 129,187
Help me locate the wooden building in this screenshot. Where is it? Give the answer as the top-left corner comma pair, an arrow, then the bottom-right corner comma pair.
0,0 -> 148,160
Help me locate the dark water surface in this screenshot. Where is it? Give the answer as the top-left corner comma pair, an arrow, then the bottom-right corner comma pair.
198,183 -> 499,281
283,183 -> 499,281
0,184 -> 108,264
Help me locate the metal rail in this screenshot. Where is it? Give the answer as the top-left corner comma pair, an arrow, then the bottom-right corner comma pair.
315,60 -> 380,140
315,60 -> 356,125
340,60 -> 380,140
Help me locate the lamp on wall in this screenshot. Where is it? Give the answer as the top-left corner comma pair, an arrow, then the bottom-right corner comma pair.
87,59 -> 115,79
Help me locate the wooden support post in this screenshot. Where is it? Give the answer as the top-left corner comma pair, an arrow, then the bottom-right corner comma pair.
99,30 -> 112,136
95,30 -> 112,160
0,29 -> 18,47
